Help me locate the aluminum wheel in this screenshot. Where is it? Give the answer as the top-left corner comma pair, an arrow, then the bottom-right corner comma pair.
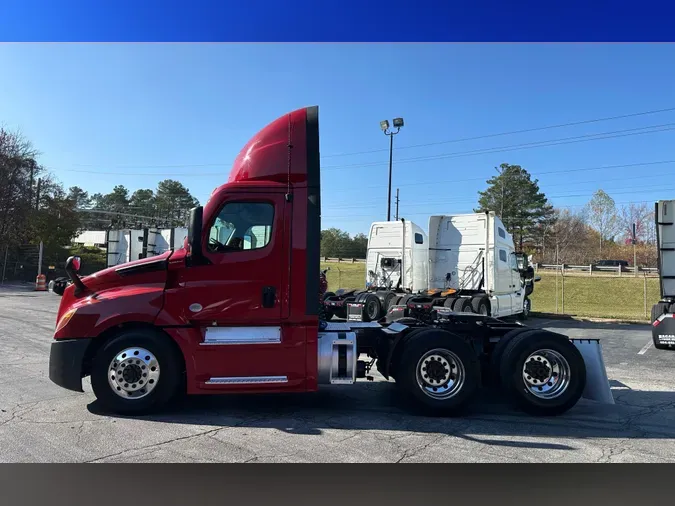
107,347 -> 160,400
523,298 -> 531,317
415,348 -> 465,400
521,348 -> 570,400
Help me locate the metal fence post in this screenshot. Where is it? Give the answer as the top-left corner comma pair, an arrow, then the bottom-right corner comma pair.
644,272 -> 648,319
561,271 -> 565,314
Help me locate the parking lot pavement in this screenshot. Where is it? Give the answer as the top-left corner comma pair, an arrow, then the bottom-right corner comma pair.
1,288 -> 675,463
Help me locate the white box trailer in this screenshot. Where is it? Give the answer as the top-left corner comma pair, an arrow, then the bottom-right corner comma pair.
651,200 -> 675,350
325,212 -> 538,322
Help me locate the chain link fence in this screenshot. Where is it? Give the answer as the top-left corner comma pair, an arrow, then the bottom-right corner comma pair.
530,270 -> 661,321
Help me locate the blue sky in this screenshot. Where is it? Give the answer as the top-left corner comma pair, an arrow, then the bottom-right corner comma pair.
1,44 -> 674,235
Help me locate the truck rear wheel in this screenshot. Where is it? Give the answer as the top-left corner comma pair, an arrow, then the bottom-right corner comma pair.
397,329 -> 480,416
362,293 -> 383,321
499,331 -> 586,416
470,296 -> 490,316
90,328 -> 183,415
452,297 -> 472,313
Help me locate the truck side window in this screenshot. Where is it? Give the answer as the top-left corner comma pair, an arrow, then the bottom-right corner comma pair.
207,202 -> 274,253
509,252 -> 518,270
498,228 -> 506,239
415,233 -> 424,244
499,249 -> 507,263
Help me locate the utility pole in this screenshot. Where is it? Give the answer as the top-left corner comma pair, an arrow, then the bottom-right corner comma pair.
395,189 -> 400,221
380,118 -> 404,221
28,160 -> 35,207
35,178 -> 42,210
37,241 -> 44,277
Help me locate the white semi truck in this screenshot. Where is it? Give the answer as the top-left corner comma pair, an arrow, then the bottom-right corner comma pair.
324,211 -> 538,322
651,199 -> 675,349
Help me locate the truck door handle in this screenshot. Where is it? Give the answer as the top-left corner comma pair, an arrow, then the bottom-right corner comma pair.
262,286 -> 276,308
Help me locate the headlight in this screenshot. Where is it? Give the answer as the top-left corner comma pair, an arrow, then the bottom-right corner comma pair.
55,308 -> 77,333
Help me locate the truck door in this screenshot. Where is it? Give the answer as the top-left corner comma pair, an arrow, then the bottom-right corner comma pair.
510,251 -> 524,314
493,248 -> 513,315
172,191 -> 305,384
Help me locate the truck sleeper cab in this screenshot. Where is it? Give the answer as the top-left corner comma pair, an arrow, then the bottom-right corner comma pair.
48,106 -> 612,417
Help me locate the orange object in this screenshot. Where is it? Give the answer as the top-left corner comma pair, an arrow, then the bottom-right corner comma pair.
35,274 -> 47,291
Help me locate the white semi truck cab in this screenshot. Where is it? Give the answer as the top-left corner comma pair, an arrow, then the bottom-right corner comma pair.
326,212 -> 537,323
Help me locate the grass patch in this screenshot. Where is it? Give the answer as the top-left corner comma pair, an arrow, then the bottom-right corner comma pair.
321,262 -> 365,293
530,271 -> 660,321
319,262 -> 660,320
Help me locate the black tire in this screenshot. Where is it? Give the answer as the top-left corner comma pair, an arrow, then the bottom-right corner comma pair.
383,291 -> 397,311
363,293 -> 383,321
396,329 -> 481,416
90,328 -> 184,415
651,302 -> 670,324
443,297 -> 456,308
470,296 -> 490,316
452,297 -> 472,313
499,330 -> 586,416
323,291 -> 336,302
517,297 -> 531,320
489,328 -> 539,386
390,294 -> 404,308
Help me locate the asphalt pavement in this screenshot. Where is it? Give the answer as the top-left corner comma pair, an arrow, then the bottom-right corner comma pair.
1,285 -> 674,462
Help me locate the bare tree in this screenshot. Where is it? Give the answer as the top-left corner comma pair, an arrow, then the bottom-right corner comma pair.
548,209 -> 589,265
586,189 -> 619,256
619,202 -> 653,244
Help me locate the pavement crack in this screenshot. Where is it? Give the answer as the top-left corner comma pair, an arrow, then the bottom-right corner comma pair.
395,434 -> 446,463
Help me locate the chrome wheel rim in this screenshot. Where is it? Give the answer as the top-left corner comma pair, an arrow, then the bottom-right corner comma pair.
523,299 -> 531,316
479,304 -> 488,315
416,348 -> 465,400
108,347 -> 160,399
521,349 -> 570,399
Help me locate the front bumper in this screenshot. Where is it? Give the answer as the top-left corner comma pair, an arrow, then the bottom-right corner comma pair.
49,338 -> 93,392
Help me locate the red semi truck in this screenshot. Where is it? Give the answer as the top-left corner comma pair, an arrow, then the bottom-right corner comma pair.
48,106 -> 612,417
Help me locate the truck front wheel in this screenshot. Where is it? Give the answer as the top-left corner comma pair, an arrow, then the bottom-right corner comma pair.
396,330 -> 480,416
90,329 -> 183,415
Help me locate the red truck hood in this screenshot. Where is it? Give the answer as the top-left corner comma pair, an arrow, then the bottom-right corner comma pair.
57,249 -> 181,316
81,250 -> 174,291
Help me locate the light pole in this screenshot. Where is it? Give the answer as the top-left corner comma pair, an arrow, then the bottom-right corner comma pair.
380,117 -> 404,221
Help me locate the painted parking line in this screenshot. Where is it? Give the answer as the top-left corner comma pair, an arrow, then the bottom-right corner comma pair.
638,339 -> 653,355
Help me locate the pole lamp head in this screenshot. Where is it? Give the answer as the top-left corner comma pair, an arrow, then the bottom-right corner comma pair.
392,117 -> 404,128
380,120 -> 390,132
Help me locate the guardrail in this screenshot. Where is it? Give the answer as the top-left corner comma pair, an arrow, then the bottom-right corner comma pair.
535,263 -> 659,276
322,257 -> 366,264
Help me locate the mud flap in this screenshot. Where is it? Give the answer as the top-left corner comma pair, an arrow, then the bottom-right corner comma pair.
571,339 -> 614,405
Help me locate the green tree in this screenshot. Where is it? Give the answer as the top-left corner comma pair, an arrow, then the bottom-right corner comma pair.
67,186 -> 91,209
129,188 -> 156,220
154,179 -> 199,226
475,163 -> 554,250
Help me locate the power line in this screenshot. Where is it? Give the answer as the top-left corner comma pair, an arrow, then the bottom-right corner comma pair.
51,122 -> 675,178
322,189 -> 675,219
323,181 -> 675,211
321,106 -> 675,158
326,159 -> 675,194
47,106 -> 675,175
321,122 -> 675,171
